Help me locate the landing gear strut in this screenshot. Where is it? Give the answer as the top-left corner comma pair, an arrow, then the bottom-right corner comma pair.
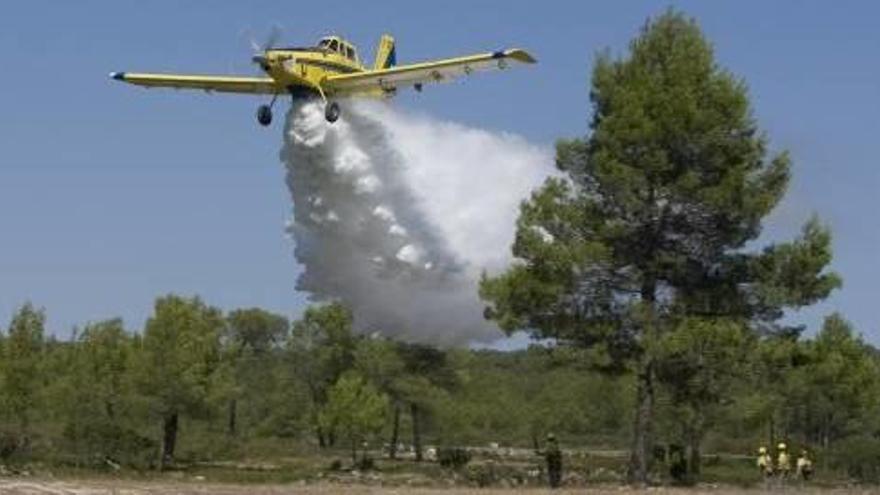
256,93 -> 279,127
256,93 -> 340,126
324,101 -> 341,123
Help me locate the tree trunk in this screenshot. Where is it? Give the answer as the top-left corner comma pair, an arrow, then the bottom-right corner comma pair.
686,418 -> 703,483
628,275 -> 657,485
351,438 -> 358,465
411,403 -> 422,462
688,440 -> 701,479
822,413 -> 831,449
227,399 -> 237,436
769,416 -> 776,452
160,412 -> 179,470
309,383 -> 327,447
628,357 -> 655,485
316,427 -> 326,448
687,418 -> 703,481
389,403 -> 401,459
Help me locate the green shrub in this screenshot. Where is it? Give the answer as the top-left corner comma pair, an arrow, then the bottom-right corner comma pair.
829,436 -> 880,483
437,447 -> 471,469
0,429 -> 25,462
466,462 -> 497,487
62,422 -> 155,469
356,455 -> 374,471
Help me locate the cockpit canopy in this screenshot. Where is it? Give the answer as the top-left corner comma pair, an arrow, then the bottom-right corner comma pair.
318,36 -> 358,62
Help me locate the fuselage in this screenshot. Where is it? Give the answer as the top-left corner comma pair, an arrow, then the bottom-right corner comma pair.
253,36 -> 378,97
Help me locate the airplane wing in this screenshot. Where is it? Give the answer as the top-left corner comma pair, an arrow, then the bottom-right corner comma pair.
323,48 -> 536,96
109,72 -> 280,94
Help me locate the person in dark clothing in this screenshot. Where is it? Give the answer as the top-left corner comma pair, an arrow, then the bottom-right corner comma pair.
541,433 -> 563,488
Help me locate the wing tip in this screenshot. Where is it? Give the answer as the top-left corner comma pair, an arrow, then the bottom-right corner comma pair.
506,49 -> 537,64
109,71 -> 126,81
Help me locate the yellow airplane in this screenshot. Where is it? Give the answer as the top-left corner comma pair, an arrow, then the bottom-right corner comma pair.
110,34 -> 536,126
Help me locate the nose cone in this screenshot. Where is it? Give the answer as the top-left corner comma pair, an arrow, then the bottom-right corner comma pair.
251,54 -> 270,71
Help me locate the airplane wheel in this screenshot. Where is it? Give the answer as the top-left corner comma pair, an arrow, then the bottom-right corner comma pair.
325,101 -> 340,123
256,104 -> 273,126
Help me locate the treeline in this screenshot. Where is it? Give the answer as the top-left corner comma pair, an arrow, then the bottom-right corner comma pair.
1,298 -> 880,482
0,298 -> 619,470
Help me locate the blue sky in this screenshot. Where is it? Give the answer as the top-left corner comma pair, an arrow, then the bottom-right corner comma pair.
1,1 -> 877,343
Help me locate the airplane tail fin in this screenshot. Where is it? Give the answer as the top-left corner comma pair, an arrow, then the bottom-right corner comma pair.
373,34 -> 396,70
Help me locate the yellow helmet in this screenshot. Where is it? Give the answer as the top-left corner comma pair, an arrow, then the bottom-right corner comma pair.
778,442 -> 787,450
758,446 -> 767,454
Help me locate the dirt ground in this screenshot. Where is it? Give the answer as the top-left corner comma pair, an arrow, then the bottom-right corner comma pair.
2,480 -> 880,495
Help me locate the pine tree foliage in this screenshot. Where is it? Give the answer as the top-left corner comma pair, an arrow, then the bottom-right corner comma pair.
480,10 -> 840,481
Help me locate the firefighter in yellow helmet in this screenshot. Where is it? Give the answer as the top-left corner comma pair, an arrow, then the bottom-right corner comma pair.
776,442 -> 791,481
796,449 -> 814,481
756,446 -> 773,478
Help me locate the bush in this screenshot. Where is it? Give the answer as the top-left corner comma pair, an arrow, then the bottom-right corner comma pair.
667,444 -> 689,484
437,447 -> 471,470
356,455 -> 374,471
62,422 -> 155,469
0,429 -> 26,462
466,462 -> 497,487
829,435 -> 880,482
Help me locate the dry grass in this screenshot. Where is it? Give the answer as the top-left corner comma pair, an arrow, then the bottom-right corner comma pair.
2,479 -> 880,495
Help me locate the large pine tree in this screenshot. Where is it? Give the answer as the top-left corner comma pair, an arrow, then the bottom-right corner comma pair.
481,10 -> 840,483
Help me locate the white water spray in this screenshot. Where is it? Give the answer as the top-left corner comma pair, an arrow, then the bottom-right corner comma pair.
281,100 -> 553,345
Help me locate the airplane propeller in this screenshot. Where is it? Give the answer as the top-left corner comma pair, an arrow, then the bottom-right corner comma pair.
248,24 -> 283,72
258,24 -> 283,53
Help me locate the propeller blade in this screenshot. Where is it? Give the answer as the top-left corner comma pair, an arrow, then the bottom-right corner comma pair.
237,26 -> 261,54
239,24 -> 284,73
263,24 -> 282,51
